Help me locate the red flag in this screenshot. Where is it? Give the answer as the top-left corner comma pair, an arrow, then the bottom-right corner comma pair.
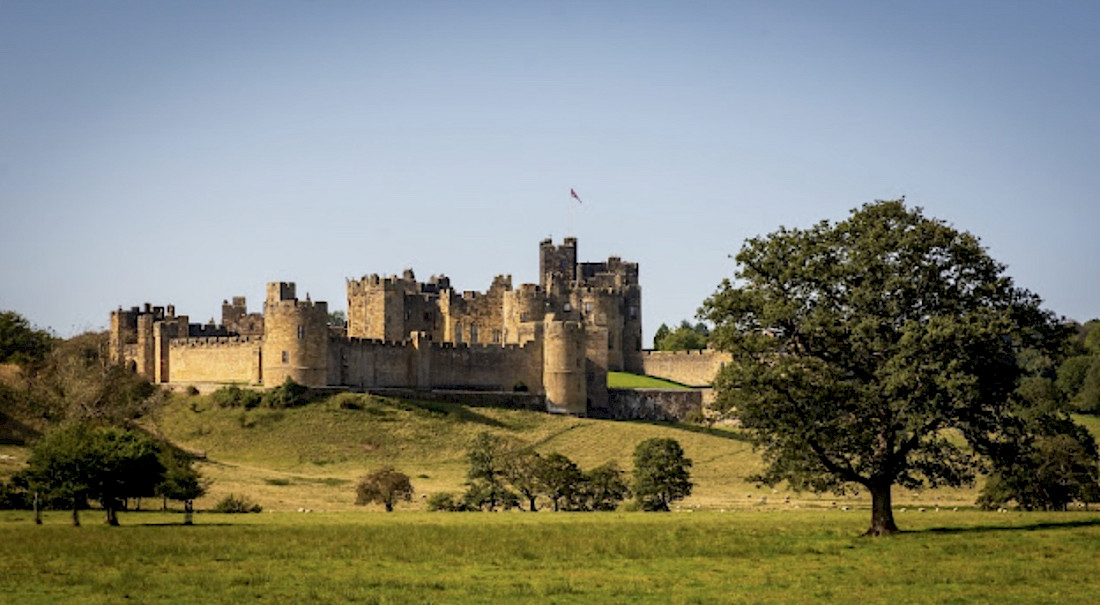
570,188 -> 583,203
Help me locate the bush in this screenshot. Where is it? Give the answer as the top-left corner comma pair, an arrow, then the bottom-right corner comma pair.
212,493 -> 262,513
211,386 -> 262,409
0,479 -> 30,510
185,385 -> 200,396
427,492 -> 471,512
262,377 -> 310,408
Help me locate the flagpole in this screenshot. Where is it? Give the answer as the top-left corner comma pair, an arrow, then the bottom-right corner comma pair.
568,193 -> 574,237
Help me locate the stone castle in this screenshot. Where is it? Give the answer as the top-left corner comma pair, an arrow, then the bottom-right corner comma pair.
109,238 -> 649,415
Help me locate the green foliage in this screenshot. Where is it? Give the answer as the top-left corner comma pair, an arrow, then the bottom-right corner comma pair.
426,491 -> 469,511
212,379 -> 309,410
0,478 -> 31,510
537,452 -> 586,511
978,414 -> 1100,511
463,432 -> 518,511
355,467 -> 414,512
632,438 -> 692,511
18,331 -> 158,424
212,386 -> 263,409
700,200 -> 1071,534
155,448 -> 207,503
581,462 -> 631,511
0,311 -> 54,366
262,377 -> 310,408
211,493 -> 262,513
21,423 -> 166,525
653,320 -> 709,351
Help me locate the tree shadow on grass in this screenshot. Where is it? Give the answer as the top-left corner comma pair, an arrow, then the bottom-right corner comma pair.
918,517 -> 1100,535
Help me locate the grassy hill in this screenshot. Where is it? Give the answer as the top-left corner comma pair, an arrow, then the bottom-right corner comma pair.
127,390 -> 980,513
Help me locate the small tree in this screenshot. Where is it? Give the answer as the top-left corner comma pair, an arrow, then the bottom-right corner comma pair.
0,310 -> 54,366
155,449 -> 207,524
632,438 -> 693,511
463,432 -> 517,511
355,467 -> 414,512
581,462 -> 631,511
537,452 -> 586,511
22,423 -> 165,525
504,449 -> 544,511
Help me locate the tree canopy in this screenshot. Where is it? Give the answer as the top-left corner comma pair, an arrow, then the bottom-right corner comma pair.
632,438 -> 693,511
653,320 -> 710,351
0,311 -> 54,366
355,467 -> 414,512
21,423 -> 167,525
701,200 -> 1081,535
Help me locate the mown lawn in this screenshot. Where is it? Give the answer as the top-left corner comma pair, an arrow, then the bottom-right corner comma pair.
4,509 -> 1099,604
607,371 -> 690,389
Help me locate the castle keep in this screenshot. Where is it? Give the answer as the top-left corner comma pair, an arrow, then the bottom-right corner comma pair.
109,238 -> 643,415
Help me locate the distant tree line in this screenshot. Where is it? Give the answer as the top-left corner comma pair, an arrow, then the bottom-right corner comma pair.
652,320 -> 709,351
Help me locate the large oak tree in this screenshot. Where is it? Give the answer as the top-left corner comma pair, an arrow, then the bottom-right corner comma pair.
701,200 -> 1072,535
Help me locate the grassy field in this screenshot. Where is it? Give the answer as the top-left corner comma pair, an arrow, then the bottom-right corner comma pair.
606,371 -> 691,389
116,391 -> 979,512
5,392 -> 1100,602
3,508 -> 1100,604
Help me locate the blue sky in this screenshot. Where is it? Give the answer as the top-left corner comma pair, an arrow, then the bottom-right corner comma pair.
2,1 -> 1098,341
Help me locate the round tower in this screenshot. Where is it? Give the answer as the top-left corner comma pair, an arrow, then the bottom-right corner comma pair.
262,282 -> 329,387
542,314 -> 587,415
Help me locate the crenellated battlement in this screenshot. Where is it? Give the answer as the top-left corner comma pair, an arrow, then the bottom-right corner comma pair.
170,335 -> 261,348
110,237 -> 639,415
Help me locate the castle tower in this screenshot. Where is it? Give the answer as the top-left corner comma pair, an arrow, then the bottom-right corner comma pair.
539,237 -> 577,291
261,282 -> 329,387
346,274 -> 409,341
543,314 -> 587,415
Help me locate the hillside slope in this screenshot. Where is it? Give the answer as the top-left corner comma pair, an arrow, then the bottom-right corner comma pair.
144,391 -> 980,512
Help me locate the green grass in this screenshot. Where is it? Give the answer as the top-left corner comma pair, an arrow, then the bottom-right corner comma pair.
138,392 -> 978,512
607,371 -> 690,389
3,509 -> 1100,603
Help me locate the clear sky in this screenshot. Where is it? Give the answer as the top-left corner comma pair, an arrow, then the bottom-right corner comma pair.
2,1 -> 1098,342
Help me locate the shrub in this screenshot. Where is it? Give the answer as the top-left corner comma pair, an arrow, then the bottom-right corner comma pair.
262,377 -> 310,408
212,493 -> 262,513
212,386 -> 262,409
185,385 -> 200,396
427,492 -> 470,512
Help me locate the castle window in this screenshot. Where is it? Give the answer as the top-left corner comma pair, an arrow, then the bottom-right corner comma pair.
584,302 -> 593,313
628,306 -> 638,319
492,329 -> 501,344
563,303 -> 572,313
609,333 -> 614,350
470,325 -> 479,344
297,325 -> 305,340
281,351 -> 289,364
455,324 -> 463,344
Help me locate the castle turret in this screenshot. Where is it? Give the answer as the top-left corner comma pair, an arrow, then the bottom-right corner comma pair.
262,282 -> 329,387
543,314 -> 587,415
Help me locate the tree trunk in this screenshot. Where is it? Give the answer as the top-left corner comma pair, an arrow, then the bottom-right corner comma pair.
865,482 -> 899,536
34,492 -> 41,525
384,501 -> 394,512
527,496 -> 538,512
105,505 -> 119,526
72,505 -> 80,527
184,500 -> 193,526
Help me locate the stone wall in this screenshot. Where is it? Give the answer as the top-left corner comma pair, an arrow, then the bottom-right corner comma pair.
640,349 -> 731,387
168,338 -> 261,384
596,388 -> 703,421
